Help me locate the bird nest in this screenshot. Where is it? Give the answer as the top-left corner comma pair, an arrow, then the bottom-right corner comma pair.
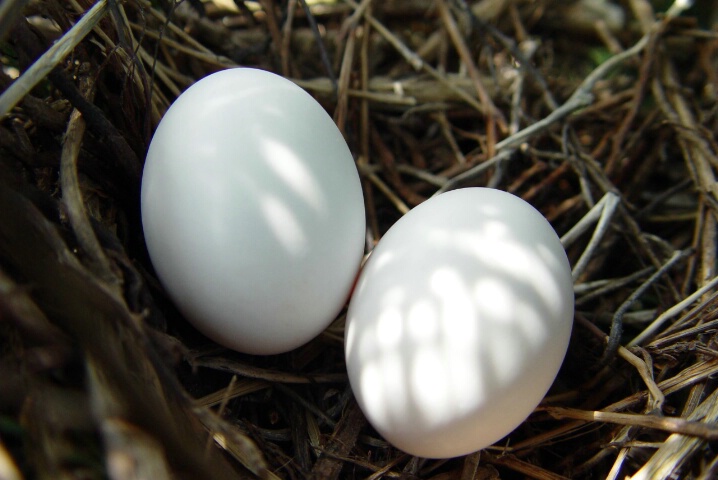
2,0 -> 718,479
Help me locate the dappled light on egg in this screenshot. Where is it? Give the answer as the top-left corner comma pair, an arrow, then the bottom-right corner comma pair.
259,194 -> 308,256
430,268 -> 477,342
516,300 -> 549,346
411,348 -> 451,425
375,308 -> 403,349
345,188 -> 574,459
473,277 -> 513,323
483,316 -> 527,382
480,218 -> 511,240
261,138 -> 327,213
358,350 -> 404,428
372,251 -> 397,275
142,68 -> 365,355
406,299 -> 439,343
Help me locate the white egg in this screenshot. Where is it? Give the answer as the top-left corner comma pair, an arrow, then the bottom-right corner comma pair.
141,68 -> 365,355
345,188 -> 573,458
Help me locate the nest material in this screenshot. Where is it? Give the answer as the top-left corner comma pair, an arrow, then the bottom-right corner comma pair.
2,0 -> 718,479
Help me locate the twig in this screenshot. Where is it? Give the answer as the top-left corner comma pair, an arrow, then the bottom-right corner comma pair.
434,111 -> 467,164
194,380 -> 269,408
0,0 -> 30,44
434,149 -> 514,194
699,206 -> 717,289
629,274 -> 718,346
600,249 -> 689,366
498,33 -> 650,153
258,0 -> 284,63
193,406 -> 277,479
0,0 -> 108,117
578,315 -> 665,413
191,356 -> 347,384
333,19 -> 356,131
460,451 -> 482,480
360,165 -> 411,215
358,8 -> 379,243
435,34 -> 650,194
130,21 -> 234,69
309,400 -> 366,480
371,124 -> 426,206
486,453 -> 572,480
560,191 -> 621,281
630,387 -> 718,480
436,0 -> 502,156
546,407 -> 718,440
604,26 -> 655,175
60,76 -> 121,295
344,0 -> 486,113
280,0 -> 297,77
137,0 -> 233,61
628,276 -> 718,347
0,435 -> 22,480
298,0 -> 337,90
9,19 -> 142,183
575,267 -> 654,307
480,19 -> 558,110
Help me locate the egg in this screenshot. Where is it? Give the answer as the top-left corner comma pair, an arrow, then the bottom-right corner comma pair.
345,188 -> 573,458
141,68 -> 365,355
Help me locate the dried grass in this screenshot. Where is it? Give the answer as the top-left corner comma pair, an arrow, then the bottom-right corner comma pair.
2,0 -> 718,478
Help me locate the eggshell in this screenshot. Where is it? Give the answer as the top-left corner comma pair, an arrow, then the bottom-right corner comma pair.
345,188 -> 573,458
141,68 -> 365,355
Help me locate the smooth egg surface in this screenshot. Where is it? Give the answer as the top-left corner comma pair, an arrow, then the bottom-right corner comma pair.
142,68 -> 365,355
345,188 -> 573,458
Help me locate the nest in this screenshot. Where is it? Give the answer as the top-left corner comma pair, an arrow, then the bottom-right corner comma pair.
2,0 -> 718,478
